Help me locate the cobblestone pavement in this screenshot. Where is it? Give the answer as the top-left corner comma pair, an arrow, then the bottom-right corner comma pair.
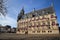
0,33 -> 60,40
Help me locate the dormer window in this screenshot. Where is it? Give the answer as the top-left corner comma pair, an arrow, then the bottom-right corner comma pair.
42,10 -> 45,14
47,11 -> 50,13
27,16 -> 28,18
35,12 -> 37,15
46,12 -> 48,14
32,15 -> 35,17
39,13 -> 41,15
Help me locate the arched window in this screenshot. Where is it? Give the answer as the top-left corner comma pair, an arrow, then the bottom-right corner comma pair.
37,31 -> 40,33
42,31 -> 46,33
32,31 -> 35,33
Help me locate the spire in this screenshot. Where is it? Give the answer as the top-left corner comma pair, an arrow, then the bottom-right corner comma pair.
50,0 -> 54,7
17,7 -> 25,21
20,7 -> 24,15
50,0 -> 56,14
51,2 -> 53,7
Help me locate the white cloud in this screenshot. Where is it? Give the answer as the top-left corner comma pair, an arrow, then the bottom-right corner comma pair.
0,15 -> 17,27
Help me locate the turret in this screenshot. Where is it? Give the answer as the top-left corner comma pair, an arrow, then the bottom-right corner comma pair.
17,7 -> 24,21
20,7 -> 24,15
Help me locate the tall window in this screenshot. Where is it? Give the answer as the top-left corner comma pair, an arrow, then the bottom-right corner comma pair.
42,21 -> 45,27
52,21 -> 55,26
43,22 -> 45,25
47,21 -> 50,29
42,16 -> 45,19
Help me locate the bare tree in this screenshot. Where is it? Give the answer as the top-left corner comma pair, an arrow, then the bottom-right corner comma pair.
0,0 -> 7,16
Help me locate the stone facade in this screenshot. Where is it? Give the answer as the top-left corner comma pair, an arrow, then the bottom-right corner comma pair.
17,6 -> 59,34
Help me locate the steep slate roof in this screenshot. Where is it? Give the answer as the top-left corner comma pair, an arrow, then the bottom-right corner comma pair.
23,6 -> 54,18
17,6 -> 55,21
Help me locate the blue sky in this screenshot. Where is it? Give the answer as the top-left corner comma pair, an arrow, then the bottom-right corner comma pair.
0,0 -> 60,27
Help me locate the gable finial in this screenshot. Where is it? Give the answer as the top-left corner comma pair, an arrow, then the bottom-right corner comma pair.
50,0 -> 54,7
33,8 -> 35,12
